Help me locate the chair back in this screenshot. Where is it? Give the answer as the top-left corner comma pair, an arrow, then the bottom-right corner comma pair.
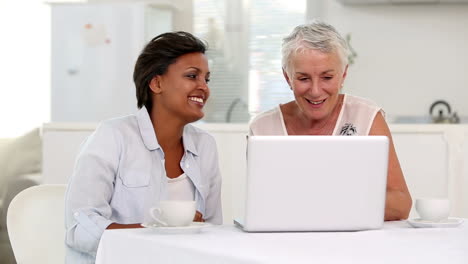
7,184 -> 67,264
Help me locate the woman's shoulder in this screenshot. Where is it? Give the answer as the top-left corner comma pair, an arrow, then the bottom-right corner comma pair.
88,114 -> 140,147
336,94 -> 383,136
344,94 -> 381,109
249,106 -> 286,136
97,114 -> 138,133
76,114 -> 139,162
250,107 -> 281,125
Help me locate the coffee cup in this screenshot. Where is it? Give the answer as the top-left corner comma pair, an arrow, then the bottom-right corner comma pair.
415,198 -> 450,222
150,200 -> 196,227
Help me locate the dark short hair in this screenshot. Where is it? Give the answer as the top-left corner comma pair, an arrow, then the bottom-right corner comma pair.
133,31 -> 207,111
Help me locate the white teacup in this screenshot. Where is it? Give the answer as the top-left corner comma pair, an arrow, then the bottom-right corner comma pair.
415,198 -> 450,222
150,200 -> 196,227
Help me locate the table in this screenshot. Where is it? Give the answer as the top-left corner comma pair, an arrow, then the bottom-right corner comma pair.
95,220 -> 468,264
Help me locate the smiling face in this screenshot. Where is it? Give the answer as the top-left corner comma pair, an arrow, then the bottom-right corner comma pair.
284,48 -> 348,123
150,52 -> 210,124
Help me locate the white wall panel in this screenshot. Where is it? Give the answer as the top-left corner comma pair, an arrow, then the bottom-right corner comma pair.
51,3 -> 172,122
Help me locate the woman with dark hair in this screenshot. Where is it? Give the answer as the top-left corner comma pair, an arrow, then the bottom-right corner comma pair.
65,32 -> 222,263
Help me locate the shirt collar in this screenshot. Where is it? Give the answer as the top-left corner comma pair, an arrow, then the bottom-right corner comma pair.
182,125 -> 199,156
136,106 -> 160,151
136,106 -> 199,156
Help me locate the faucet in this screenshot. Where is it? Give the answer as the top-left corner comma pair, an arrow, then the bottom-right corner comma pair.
226,98 -> 248,123
429,100 -> 460,124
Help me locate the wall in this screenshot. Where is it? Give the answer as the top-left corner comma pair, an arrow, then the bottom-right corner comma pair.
318,1 -> 468,120
50,0 -> 193,123
0,0 -> 51,137
87,0 -> 193,32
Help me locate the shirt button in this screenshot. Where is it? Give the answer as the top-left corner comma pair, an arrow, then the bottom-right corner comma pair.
74,212 -> 79,217
185,164 -> 189,169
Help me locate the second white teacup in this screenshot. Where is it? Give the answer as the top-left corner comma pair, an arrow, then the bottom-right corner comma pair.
150,200 -> 196,227
415,198 -> 450,222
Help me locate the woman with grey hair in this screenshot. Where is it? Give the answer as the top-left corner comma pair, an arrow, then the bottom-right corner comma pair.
249,21 -> 412,221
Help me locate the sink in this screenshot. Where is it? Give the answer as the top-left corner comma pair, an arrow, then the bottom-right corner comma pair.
391,116 -> 468,124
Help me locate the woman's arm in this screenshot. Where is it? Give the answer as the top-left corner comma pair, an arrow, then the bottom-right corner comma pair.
369,112 -> 412,221
201,136 -> 223,224
65,123 -> 121,255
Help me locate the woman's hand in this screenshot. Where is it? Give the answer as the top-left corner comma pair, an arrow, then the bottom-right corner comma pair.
106,223 -> 144,229
193,211 -> 205,222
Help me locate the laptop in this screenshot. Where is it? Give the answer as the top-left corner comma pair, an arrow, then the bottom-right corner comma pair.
235,136 -> 389,232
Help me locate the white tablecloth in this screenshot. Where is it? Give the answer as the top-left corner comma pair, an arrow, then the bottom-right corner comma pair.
96,220 -> 468,264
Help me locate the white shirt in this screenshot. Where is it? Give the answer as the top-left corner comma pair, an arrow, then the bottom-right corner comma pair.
65,107 -> 222,264
167,173 -> 196,201
249,94 -> 383,136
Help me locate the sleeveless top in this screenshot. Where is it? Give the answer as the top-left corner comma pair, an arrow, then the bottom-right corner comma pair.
249,94 -> 384,136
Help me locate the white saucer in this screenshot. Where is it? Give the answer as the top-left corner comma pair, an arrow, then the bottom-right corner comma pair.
141,222 -> 212,234
407,218 -> 464,228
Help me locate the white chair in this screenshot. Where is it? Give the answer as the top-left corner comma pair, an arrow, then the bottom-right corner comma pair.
7,184 -> 67,264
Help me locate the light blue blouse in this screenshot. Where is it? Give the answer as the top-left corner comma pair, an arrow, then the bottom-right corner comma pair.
64,107 -> 223,263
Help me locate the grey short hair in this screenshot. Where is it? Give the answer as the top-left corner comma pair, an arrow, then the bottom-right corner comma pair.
281,21 -> 350,75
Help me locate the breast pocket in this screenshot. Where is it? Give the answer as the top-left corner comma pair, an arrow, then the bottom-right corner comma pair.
119,168 -> 151,188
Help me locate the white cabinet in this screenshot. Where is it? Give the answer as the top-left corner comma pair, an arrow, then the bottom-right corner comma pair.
391,125 -> 468,218
392,131 -> 448,219
460,130 -> 468,217
337,0 -> 468,4
51,3 -> 172,122
336,0 -> 389,4
42,127 -> 94,184
202,125 -> 248,225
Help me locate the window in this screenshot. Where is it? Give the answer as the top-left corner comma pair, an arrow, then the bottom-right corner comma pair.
0,0 -> 50,137
194,0 -> 306,123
